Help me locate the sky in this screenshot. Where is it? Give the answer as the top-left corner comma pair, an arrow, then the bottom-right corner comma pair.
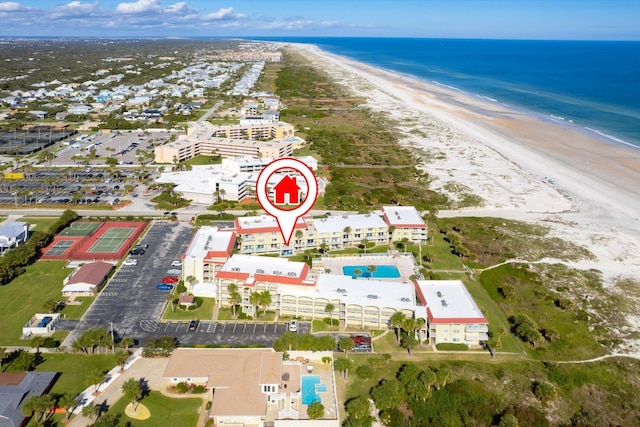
0,0 -> 639,40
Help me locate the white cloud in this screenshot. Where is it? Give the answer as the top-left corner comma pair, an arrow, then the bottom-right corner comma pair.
116,0 -> 162,14
0,2 -> 30,12
164,2 -> 196,15
51,1 -> 103,18
202,7 -> 245,21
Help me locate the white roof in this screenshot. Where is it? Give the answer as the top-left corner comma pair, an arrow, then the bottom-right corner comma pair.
0,221 -> 27,238
416,280 -> 486,322
315,274 -> 415,309
237,215 -> 306,231
220,254 -> 306,278
312,213 -> 387,234
382,206 -> 425,227
186,226 -> 235,260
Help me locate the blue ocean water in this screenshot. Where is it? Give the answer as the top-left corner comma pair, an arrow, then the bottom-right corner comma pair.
253,37 -> 640,148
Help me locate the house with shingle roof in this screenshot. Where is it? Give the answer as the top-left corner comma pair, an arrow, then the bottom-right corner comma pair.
62,261 -> 114,296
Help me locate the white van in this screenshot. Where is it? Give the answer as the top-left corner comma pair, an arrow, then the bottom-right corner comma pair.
289,320 -> 298,332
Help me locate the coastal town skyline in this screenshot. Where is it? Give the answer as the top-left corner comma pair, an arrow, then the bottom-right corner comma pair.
1,0 -> 639,40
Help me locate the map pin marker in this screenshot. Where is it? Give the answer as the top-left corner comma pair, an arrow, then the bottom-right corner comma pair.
256,158 -> 318,246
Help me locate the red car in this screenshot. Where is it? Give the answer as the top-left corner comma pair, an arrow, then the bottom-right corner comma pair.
162,276 -> 179,283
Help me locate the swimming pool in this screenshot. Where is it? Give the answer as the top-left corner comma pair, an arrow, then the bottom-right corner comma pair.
342,265 -> 401,279
301,375 -> 321,405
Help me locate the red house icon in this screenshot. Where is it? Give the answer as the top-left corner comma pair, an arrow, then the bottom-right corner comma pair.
273,175 -> 301,205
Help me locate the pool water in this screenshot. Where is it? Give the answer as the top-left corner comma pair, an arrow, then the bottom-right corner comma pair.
342,265 -> 401,279
301,375 -> 321,405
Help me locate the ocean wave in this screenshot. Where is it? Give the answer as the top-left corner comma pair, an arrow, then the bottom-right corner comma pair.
584,127 -> 639,149
550,115 -> 566,121
477,95 -> 498,102
432,80 -> 462,92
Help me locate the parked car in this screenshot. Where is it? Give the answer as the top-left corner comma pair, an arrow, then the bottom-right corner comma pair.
136,243 -> 149,249
350,335 -> 372,344
123,258 -> 138,266
166,269 -> 181,276
289,320 -> 298,332
188,320 -> 199,331
171,260 -> 183,267
162,276 -> 179,283
156,283 -> 173,291
129,248 -> 145,255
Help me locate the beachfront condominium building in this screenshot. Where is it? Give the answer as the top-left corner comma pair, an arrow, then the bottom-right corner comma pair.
211,254 -> 416,328
154,120 -> 297,163
381,205 -> 429,244
415,280 -> 488,346
182,228 -> 488,337
236,206 -> 427,255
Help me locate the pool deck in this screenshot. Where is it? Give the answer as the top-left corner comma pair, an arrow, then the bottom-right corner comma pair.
265,351 -> 338,422
318,253 -> 418,282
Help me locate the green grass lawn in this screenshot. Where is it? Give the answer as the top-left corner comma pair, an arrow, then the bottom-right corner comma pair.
0,260 -> 72,346
59,296 -> 95,319
178,154 -> 221,166
312,319 -> 339,332
22,216 -> 61,234
163,297 -> 215,321
3,353 -> 118,396
103,391 -> 202,426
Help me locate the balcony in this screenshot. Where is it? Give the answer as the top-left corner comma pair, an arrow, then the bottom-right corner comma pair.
465,324 -> 489,333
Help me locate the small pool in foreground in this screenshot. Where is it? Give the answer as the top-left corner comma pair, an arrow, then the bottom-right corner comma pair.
301,375 -> 321,405
342,265 -> 401,279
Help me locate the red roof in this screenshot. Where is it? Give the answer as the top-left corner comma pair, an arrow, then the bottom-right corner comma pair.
67,261 -> 113,286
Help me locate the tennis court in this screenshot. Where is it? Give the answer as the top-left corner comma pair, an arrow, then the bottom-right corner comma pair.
86,227 -> 136,253
60,222 -> 101,237
45,239 -> 76,256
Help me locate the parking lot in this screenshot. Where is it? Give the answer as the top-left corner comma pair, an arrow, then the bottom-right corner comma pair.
63,221 -> 193,346
0,167 -> 145,206
51,130 -> 170,167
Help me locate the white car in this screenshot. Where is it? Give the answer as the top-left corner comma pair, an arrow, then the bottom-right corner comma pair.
171,260 -> 183,267
289,320 -> 298,332
123,258 -> 138,266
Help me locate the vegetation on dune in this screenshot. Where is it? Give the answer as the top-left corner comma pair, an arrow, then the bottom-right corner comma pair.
275,49 -> 450,211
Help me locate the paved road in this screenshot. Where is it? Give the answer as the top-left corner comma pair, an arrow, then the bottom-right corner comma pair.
196,100 -> 224,122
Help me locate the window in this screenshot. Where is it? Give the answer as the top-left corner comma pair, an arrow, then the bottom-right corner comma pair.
453,329 -> 460,334
453,338 -> 460,342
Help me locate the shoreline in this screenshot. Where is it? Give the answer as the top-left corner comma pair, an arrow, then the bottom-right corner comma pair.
290,42 -> 640,278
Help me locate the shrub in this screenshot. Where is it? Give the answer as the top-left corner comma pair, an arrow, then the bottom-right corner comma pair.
436,343 -> 469,351
206,401 -> 212,410
192,385 -> 206,394
175,382 -> 189,394
356,364 -> 374,379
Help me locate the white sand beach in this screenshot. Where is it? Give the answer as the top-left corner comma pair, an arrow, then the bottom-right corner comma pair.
291,44 -> 640,353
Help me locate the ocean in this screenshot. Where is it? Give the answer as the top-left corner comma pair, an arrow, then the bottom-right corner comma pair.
253,37 -> 640,149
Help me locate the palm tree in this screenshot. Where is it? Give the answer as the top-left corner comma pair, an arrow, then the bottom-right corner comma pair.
390,311 -> 406,344
366,264 -> 377,279
30,336 -> 46,355
58,393 -> 76,420
403,317 -> 417,338
259,290 -> 272,317
325,303 -> 336,325
249,292 -> 261,317
86,369 -> 105,394
353,268 -> 362,278
122,378 -> 143,412
416,317 -> 426,344
360,238 -> 370,253
185,275 -> 197,292
228,282 -> 241,318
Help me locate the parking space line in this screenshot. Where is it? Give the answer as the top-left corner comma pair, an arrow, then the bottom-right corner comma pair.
253,324 -> 257,334
274,323 -> 278,333
175,322 -> 181,333
232,323 -> 237,333
196,322 -> 202,332
207,323 -> 217,333
242,323 -> 247,333
221,323 -> 226,333
264,323 -> 267,333
164,322 -> 170,331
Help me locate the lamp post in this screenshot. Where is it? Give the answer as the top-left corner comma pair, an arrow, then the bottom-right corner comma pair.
109,322 -> 115,354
